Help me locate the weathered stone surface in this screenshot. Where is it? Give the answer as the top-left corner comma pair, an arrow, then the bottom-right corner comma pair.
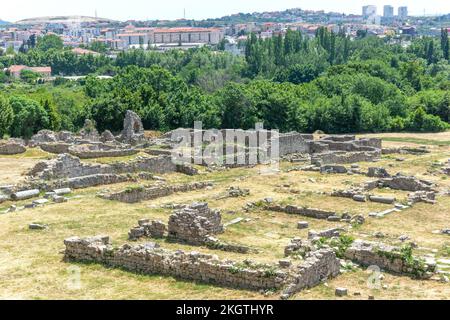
344,240 -> 436,278
119,110 -> 145,145
168,203 -> 224,245
104,181 -> 213,203
284,238 -> 314,257
28,154 -> 180,187
29,223 -> 48,230
297,221 -> 309,229
335,287 -> 348,297
101,130 -> 116,143
52,195 -> 68,203
53,188 -> 72,195
266,204 -> 336,220
68,144 -> 138,159
281,249 -> 341,297
204,236 -> 252,254
64,236 -> 339,296
377,174 -> 435,192
352,194 -> 367,202
30,130 -> 58,145
369,196 -> 396,204
407,191 -> 436,204
226,186 -> 250,198
308,228 -> 343,240
145,220 -> 167,238
367,167 -> 390,178
79,119 -> 100,142
32,198 -> 48,205
11,189 -> 40,201
64,236 -> 287,291
0,141 -> 26,155
39,142 -> 71,154
0,194 -> 9,203
311,151 -> 381,166
320,165 -> 347,174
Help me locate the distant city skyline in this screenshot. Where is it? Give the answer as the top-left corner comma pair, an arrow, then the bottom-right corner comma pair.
1,0 -> 450,22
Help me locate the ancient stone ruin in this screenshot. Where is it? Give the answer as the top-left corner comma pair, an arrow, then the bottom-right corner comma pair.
63,235 -> 341,297
119,110 -> 145,145
0,140 -> 26,155
167,202 -> 224,245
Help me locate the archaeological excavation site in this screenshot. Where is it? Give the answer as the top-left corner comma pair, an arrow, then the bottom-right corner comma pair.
0,111 -> 449,301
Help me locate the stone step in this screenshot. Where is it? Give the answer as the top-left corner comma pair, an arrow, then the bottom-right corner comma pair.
224,217 -> 244,227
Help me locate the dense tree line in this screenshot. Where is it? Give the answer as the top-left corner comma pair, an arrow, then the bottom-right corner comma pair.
0,30 -> 449,139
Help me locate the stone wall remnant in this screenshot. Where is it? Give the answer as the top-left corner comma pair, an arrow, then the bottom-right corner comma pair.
79,119 -> 100,142
281,249 -> 340,298
367,167 -> 390,178
168,203 -> 223,245
63,236 -> 340,296
103,181 -> 213,203
0,141 -> 26,155
64,236 -> 287,292
377,174 -> 435,192
265,204 -> 337,220
68,144 -> 138,159
344,240 -> 436,278
119,110 -> 145,145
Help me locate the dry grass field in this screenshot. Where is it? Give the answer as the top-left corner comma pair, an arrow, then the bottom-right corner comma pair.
0,132 -> 449,300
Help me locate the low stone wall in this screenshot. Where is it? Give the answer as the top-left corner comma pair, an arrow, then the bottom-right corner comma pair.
103,182 -> 213,203
344,240 -> 436,278
265,204 -> 336,220
377,175 -> 435,192
39,142 -> 71,154
63,235 -> 340,295
367,167 -> 390,178
278,133 -> 311,156
204,237 -> 252,254
382,147 -> 431,155
311,151 -> 381,166
0,142 -> 26,155
144,149 -> 172,156
68,145 -> 138,159
308,228 -> 343,240
64,236 -> 287,291
281,249 -> 341,298
29,154 -> 178,181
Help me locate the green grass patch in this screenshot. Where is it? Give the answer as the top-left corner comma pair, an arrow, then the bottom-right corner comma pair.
381,137 -> 450,146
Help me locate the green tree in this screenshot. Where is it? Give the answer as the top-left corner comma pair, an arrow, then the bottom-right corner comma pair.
441,28 -> 449,60
0,95 -> 14,137
9,96 -> 49,138
41,98 -> 62,131
36,34 -> 64,51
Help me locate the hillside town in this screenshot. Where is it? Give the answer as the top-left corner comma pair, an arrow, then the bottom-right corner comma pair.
0,5 -> 449,55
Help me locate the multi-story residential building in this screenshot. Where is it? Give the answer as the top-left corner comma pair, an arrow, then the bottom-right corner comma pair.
398,6 -> 408,19
362,5 -> 377,18
384,5 -> 394,18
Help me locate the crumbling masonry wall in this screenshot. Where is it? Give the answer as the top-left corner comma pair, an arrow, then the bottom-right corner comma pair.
103,182 -> 213,203
167,203 -> 224,245
63,236 -> 340,294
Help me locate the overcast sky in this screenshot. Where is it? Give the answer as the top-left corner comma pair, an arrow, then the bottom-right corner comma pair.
1,0 -> 449,22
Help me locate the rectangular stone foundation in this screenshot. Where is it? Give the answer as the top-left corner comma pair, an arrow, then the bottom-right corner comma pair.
63,236 -> 341,296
